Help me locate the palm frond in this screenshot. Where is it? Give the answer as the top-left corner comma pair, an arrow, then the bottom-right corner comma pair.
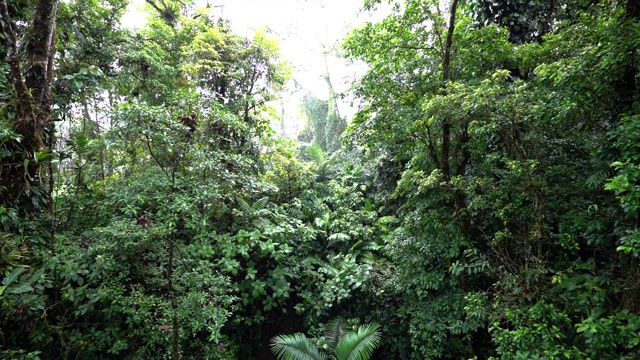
328,232 -> 350,244
376,216 -> 397,232
377,216 -> 396,226
307,145 -> 327,165
251,196 -> 269,212
323,317 -> 349,351
307,145 -> 334,178
237,198 -> 251,212
270,333 -> 327,360
349,240 -> 381,257
334,324 -> 381,360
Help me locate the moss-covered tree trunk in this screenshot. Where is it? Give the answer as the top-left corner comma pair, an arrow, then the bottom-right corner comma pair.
0,0 -> 57,208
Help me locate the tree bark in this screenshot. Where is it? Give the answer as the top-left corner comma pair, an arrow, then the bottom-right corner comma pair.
0,0 -> 58,207
0,0 -> 30,118
440,0 -> 458,181
438,0 -> 470,236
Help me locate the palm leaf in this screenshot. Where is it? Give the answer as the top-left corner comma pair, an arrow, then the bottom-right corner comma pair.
375,216 -> 397,232
251,196 -> 269,213
328,232 -> 350,244
349,240 -> 381,260
238,197 -> 272,220
307,145 -> 334,177
307,145 -> 327,165
270,333 -> 327,360
376,216 -> 397,226
323,318 -> 349,351
334,324 -> 381,360
237,198 -> 251,212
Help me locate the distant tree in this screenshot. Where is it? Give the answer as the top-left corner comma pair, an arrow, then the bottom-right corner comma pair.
301,92 -> 329,150
325,95 -> 346,153
299,90 -> 346,153
321,43 -> 346,153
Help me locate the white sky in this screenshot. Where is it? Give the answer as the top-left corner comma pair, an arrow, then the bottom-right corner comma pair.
222,0 -> 364,96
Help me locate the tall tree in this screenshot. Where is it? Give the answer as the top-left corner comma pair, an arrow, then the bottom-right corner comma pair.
0,0 -> 58,208
321,44 -> 347,153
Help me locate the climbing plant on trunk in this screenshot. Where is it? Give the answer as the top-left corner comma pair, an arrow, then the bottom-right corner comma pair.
0,0 -> 58,209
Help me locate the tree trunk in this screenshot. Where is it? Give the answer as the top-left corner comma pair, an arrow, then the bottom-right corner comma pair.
439,0 -> 470,236
0,0 -> 58,208
440,0 -> 458,181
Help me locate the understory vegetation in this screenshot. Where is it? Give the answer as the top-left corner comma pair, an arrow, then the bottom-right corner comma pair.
2,0 -> 640,359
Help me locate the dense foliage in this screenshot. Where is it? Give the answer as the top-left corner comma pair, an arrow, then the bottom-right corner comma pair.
1,0 -> 640,359
342,0 -> 640,357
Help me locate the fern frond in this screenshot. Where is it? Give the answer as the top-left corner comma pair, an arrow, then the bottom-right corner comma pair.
377,216 -> 397,226
237,198 -> 251,212
334,324 -> 381,360
252,196 -> 269,212
307,145 -> 327,165
324,318 -> 349,350
270,333 -> 327,360
328,233 -> 350,243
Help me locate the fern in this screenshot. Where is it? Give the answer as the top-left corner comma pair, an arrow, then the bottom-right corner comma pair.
307,145 -> 327,165
237,198 -> 251,213
586,169 -> 611,190
252,197 -> 270,215
307,145 -> 334,178
324,318 -> 349,350
328,232 -> 350,243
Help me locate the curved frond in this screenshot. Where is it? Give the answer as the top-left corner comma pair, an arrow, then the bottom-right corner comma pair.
307,145 -> 327,165
307,145 -> 334,177
237,198 -> 251,212
323,318 -> 349,351
328,232 -> 350,244
270,333 -> 327,360
334,324 -> 381,360
251,196 -> 269,212
376,215 -> 397,226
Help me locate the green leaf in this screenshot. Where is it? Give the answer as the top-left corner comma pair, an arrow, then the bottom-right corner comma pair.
324,318 -> 349,351
328,233 -> 350,242
2,266 -> 27,286
30,267 -> 45,282
9,283 -> 34,294
334,324 -> 381,360
270,333 -> 327,360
